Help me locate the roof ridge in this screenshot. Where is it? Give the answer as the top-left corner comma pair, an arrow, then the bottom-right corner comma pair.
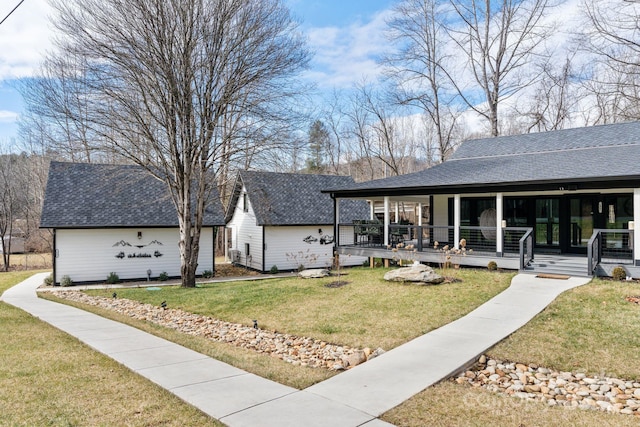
449,141 -> 640,162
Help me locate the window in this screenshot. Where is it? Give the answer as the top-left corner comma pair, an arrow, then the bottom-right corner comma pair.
242,193 -> 248,212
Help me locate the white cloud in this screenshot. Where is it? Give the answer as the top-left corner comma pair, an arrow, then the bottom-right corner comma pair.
305,9 -> 393,89
0,0 -> 54,80
0,110 -> 18,123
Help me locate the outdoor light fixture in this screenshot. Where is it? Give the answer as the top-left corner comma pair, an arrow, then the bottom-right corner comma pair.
253,319 -> 258,329
147,269 -> 152,281
629,221 -> 635,230
318,228 -> 323,234
137,231 -> 142,239
501,220 -> 507,228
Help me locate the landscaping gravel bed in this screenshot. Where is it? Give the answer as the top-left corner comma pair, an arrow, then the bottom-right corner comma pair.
457,355 -> 640,416
50,290 -> 384,371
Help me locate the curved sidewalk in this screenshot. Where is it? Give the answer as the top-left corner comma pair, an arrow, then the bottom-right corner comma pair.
1,272 -> 590,426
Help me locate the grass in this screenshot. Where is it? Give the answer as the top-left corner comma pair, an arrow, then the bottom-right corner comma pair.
383,381 -> 640,427
45,267 -> 512,389
83,267 -> 514,351
382,277 -> 640,426
489,278 -> 640,380
0,270 -> 223,427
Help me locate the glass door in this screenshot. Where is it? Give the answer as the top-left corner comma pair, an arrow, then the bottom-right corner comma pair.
535,198 -> 559,249
569,197 -> 594,251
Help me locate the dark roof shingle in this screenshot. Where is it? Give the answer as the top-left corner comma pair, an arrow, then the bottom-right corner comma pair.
41,162 -> 225,228
228,171 -> 369,225
328,122 -> 640,195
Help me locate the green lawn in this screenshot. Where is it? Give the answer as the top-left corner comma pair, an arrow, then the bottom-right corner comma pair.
0,271 -> 223,427
84,267 -> 513,351
382,277 -> 640,426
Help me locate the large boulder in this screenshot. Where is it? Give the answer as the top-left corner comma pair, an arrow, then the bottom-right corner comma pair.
384,263 -> 444,285
298,268 -> 330,279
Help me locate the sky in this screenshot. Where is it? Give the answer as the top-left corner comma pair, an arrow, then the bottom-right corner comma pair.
0,0 -> 396,148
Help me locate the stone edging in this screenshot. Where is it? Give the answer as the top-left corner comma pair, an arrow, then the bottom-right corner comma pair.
456,355 -> 640,416
48,290 -> 384,371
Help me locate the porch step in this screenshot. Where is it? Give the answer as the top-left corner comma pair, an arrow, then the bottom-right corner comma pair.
524,257 -> 590,277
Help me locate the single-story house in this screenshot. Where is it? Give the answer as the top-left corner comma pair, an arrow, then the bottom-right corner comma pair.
40,161 -> 225,285
325,121 -> 640,278
225,171 -> 369,272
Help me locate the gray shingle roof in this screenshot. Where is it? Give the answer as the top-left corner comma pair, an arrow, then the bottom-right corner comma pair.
41,161 -> 225,228
327,122 -> 640,195
227,171 -> 370,225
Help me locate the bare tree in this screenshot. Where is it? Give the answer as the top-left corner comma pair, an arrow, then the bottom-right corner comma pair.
42,0 -> 309,287
445,0 -> 555,136
581,0 -> 640,123
385,0 -> 460,163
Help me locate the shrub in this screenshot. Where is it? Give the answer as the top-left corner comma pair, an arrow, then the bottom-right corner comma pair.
202,269 -> 213,278
611,266 -> 627,281
158,271 -> 169,281
60,275 -> 73,287
487,261 -> 498,271
44,274 -> 54,286
106,272 -> 120,284
297,264 -> 305,272
269,265 -> 279,274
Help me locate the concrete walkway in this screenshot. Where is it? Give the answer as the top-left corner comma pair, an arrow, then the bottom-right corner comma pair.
1,272 -> 590,426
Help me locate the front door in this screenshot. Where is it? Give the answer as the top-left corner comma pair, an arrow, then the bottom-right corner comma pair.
568,196 -> 596,253
535,198 -> 560,250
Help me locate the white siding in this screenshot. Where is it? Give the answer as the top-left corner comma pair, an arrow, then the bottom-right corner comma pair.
54,228 -> 214,284
226,185 -> 264,270
264,225 -> 366,271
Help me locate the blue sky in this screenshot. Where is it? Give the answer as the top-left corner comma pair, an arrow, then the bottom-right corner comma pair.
0,0 -> 395,148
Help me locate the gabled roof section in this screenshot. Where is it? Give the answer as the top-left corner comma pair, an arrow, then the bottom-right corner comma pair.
41,161 -> 225,228
226,171 -> 369,225
325,121 -> 640,196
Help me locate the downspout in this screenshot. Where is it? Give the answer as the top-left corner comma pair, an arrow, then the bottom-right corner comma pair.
634,189 -> 640,266
496,193 -> 503,257
262,226 -> 266,273
454,195 -> 461,249
52,229 -> 57,285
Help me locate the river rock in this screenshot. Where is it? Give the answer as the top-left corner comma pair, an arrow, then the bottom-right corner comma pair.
383,263 -> 444,284
298,269 -> 330,279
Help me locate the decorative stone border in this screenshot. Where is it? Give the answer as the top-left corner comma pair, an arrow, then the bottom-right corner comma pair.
48,290 -> 384,371
456,355 -> 640,416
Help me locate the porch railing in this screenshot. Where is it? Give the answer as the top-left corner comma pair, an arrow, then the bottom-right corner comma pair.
519,228 -> 534,270
588,229 -> 634,275
342,223 -> 534,257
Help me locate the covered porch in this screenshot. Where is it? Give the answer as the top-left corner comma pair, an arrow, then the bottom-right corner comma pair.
334,190 -> 640,278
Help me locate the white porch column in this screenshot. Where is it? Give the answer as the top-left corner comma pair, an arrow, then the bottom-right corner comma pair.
369,200 -> 375,220
634,189 -> 640,265
384,196 -> 390,246
417,203 -> 423,226
454,194 -> 461,249
496,193 -> 504,256
395,202 -> 400,222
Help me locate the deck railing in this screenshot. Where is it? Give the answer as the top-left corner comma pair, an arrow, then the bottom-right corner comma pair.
519,228 -> 534,270
588,229 -> 633,275
342,223 -> 534,257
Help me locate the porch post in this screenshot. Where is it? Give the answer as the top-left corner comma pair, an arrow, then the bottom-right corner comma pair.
384,196 -> 390,246
370,200 -> 375,220
496,193 -> 503,257
334,196 -> 340,248
417,202 -> 423,251
635,189 -> 640,266
454,194 -> 461,249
